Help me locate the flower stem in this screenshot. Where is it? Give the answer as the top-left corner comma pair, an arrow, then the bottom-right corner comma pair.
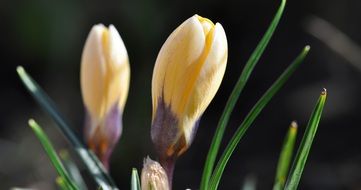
160,156 -> 176,189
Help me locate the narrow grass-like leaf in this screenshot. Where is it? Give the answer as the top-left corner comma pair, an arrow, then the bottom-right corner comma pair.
284,89 -> 327,190
17,67 -> 81,146
17,66 -> 117,190
131,168 -> 141,190
200,0 -> 287,189
273,121 -> 298,190
28,119 -> 78,190
60,150 -> 87,190
209,46 -> 310,190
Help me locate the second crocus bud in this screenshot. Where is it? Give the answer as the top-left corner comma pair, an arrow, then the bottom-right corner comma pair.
141,157 -> 170,190
151,14 -> 228,185
81,24 -> 130,169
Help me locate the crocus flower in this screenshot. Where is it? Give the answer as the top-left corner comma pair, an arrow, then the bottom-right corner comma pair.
141,157 -> 170,190
80,24 -> 130,169
151,14 -> 228,185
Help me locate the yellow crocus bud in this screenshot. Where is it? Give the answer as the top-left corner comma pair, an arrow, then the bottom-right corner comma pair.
80,24 -> 130,169
151,14 -> 227,184
141,157 -> 170,190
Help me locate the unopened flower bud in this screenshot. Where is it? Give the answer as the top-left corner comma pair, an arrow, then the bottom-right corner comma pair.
81,24 -> 130,169
141,157 -> 170,190
151,14 -> 227,162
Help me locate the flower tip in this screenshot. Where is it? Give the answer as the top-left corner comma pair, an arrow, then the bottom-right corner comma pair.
94,23 -> 105,28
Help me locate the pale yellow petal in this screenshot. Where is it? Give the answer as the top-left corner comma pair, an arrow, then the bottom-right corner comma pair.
182,23 -> 228,144
164,16 -> 205,113
171,15 -> 215,119
81,24 -> 107,120
152,15 -> 206,119
103,25 -> 130,113
81,24 -> 130,122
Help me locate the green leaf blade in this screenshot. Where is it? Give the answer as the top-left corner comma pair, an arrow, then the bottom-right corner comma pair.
17,66 -> 117,190
209,46 -> 310,190
200,0 -> 287,189
284,89 -> 327,190
131,168 -> 141,190
28,119 -> 78,190
17,67 -> 81,147
273,121 -> 298,190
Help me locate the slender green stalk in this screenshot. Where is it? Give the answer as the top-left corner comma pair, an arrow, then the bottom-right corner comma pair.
209,46 -> 310,190
284,89 -> 327,190
131,168 -> 141,190
200,0 -> 287,189
28,119 -> 78,190
17,66 -> 117,190
273,121 -> 298,190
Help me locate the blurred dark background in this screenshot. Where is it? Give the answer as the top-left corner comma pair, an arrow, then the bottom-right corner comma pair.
1,0 -> 361,189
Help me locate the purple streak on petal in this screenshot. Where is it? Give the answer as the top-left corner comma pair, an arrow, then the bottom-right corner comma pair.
151,96 -> 179,159
83,102 -> 122,170
83,108 -> 94,143
151,97 -> 202,157
102,102 -> 122,164
151,97 -> 202,188
151,97 -> 179,187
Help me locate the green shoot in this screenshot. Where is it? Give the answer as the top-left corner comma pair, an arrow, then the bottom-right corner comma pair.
273,121 -> 298,190
17,66 -> 117,190
284,89 -> 327,190
131,168 -> 141,190
209,46 -> 310,190
200,0 -> 287,189
28,119 -> 78,190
